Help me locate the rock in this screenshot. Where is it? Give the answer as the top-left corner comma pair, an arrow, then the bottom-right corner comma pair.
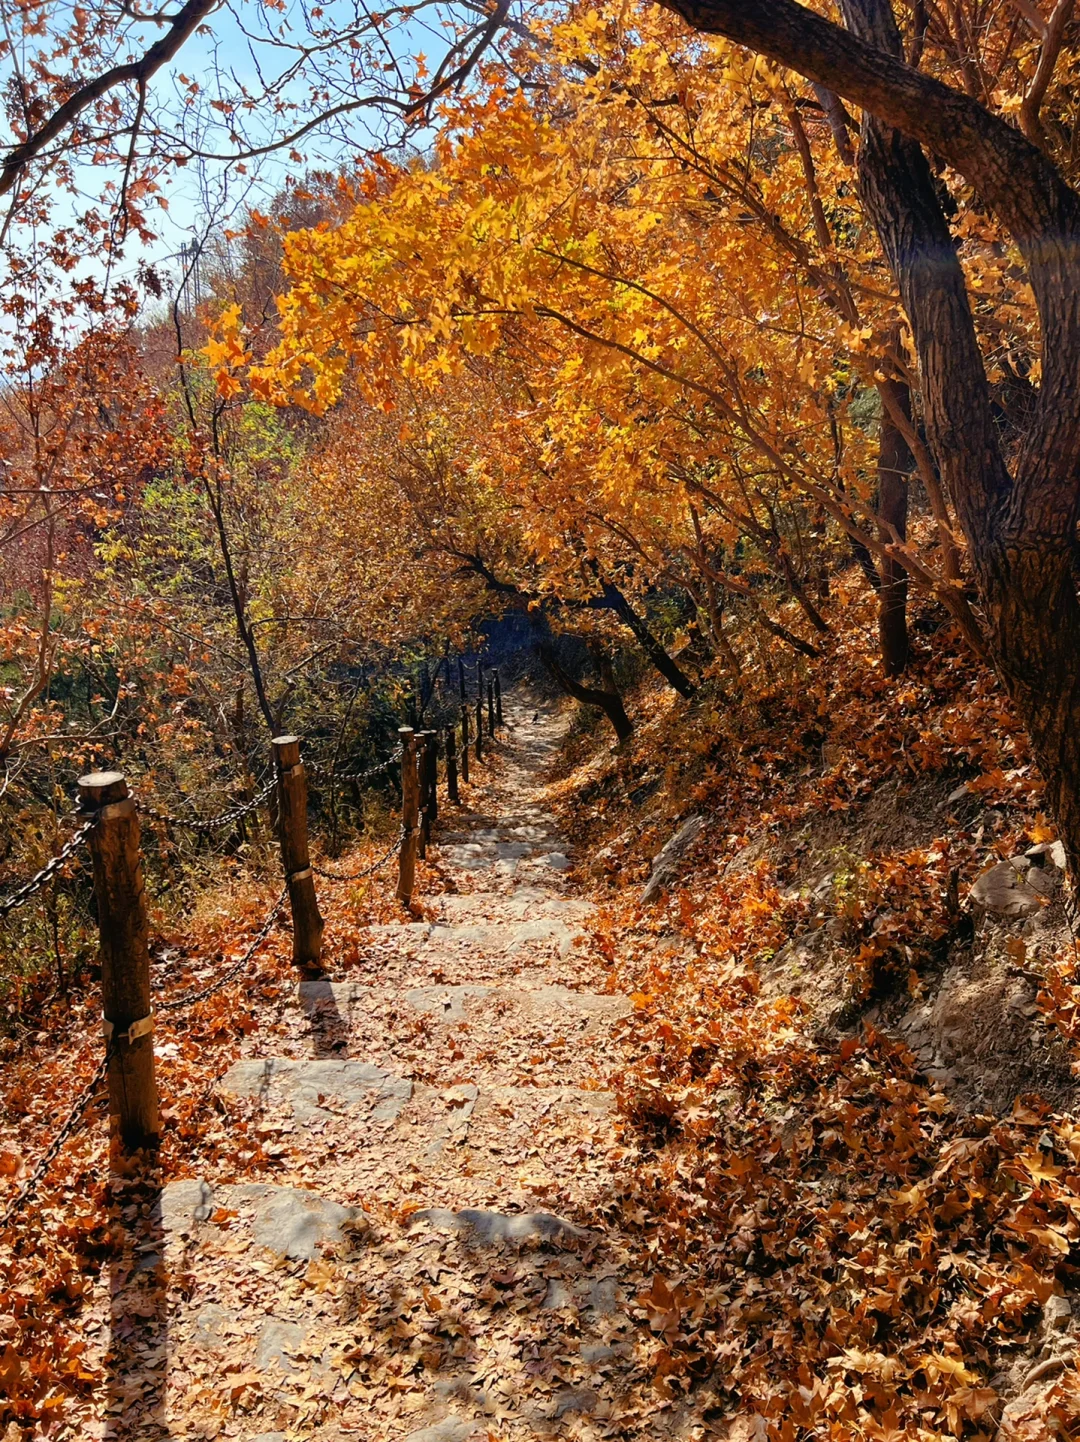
221,1057 -> 411,1124
580,1342 -> 626,1365
535,851 -> 572,872
642,816 -> 705,903
249,1434 -> 288,1442
587,1276 -> 621,1314
191,1303 -> 232,1348
409,1207 -> 591,1247
405,1418 -> 475,1442
507,919 -> 580,955
234,1183 -> 366,1260
1044,1294 -> 1072,1330
154,1178 -> 215,1233
969,860 -> 1044,919
550,1387 -> 599,1418
256,1318 -> 307,1373
542,1278 -> 575,1309
518,985 -> 630,1025
406,984 -> 495,1022
1027,840 -> 1068,872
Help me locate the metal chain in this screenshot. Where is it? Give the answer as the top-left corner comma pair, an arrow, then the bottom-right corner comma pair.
310,829 -> 404,883
156,886 -> 287,1012
307,757 -> 395,784
140,775 -> 277,834
0,818 -> 97,921
0,1045 -> 112,1228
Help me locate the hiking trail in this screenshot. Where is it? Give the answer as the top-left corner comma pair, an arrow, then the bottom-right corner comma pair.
103,697 -> 668,1441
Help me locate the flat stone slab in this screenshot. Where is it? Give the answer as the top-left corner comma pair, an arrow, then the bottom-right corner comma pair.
256,1317 -> 308,1372
154,1180 -> 366,1260
405,1419 -> 475,1442
233,1183 -> 367,1260
406,984 -> 495,1021
409,1207 -> 592,1247
405,984 -> 627,1027
221,1057 -> 412,1123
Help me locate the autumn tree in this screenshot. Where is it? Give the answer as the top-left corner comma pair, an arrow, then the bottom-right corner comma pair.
639,0 -> 1080,870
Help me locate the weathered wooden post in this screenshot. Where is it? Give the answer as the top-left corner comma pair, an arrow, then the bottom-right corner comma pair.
460,705 -> 470,784
396,727 -> 420,905
458,657 -> 467,702
271,735 -> 324,972
475,693 -> 484,762
446,724 -> 459,805
78,770 -> 160,1149
417,729 -> 432,859
487,679 -> 496,737
494,669 -> 504,726
426,731 -> 439,828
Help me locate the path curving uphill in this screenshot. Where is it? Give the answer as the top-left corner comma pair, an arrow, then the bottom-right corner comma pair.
120,700 -> 659,1440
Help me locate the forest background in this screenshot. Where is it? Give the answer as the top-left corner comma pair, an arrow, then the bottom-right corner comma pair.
5,0 -> 1080,1437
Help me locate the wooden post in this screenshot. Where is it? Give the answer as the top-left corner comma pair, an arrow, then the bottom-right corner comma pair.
426,731 -> 439,827
494,669 -> 504,726
446,724 -> 459,805
272,735 -> 324,972
78,770 -> 160,1149
396,728 -> 420,905
487,679 -> 496,737
460,705 -> 470,784
475,693 -> 484,762
458,657 -> 466,702
417,729 -> 432,859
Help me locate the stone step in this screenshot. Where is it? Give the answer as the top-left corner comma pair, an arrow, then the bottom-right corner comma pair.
157,1177 -> 367,1259
407,1205 -> 592,1247
220,1052 -> 615,1131
220,1056 -> 412,1123
295,977 -> 628,1029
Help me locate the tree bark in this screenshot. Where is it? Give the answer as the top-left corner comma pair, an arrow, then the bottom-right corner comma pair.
538,644 -> 634,742
587,562 -> 697,698
876,376 -> 912,677
655,0 -> 1080,875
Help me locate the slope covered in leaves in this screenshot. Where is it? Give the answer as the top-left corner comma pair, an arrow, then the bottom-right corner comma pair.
550,589 -> 1080,1440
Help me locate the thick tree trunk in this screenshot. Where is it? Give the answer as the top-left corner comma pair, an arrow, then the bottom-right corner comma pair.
876,376 -> 912,676
538,643 -> 634,742
659,0 -> 1080,870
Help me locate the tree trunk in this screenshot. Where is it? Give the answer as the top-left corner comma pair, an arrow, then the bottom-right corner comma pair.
585,559 -> 697,697
538,643 -> 634,742
876,376 -> 912,676
657,0 -> 1080,875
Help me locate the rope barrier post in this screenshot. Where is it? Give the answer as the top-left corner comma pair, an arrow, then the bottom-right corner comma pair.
427,731 -> 439,828
494,669 -> 504,727
417,730 -> 432,859
487,678 -> 496,738
396,727 -> 420,905
271,735 -> 324,972
77,770 -> 160,1150
446,723 -> 459,805
460,705 -> 470,785
475,693 -> 484,763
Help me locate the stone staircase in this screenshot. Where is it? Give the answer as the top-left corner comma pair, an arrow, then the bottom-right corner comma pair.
135,701 -> 637,1441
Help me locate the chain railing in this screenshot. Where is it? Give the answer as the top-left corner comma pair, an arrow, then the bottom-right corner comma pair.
0,817 -> 97,921
0,1044 -> 112,1228
157,886 -> 287,1012
139,774 -> 277,833
311,828 -> 404,883
0,659 -> 511,1228
307,756 -> 396,785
